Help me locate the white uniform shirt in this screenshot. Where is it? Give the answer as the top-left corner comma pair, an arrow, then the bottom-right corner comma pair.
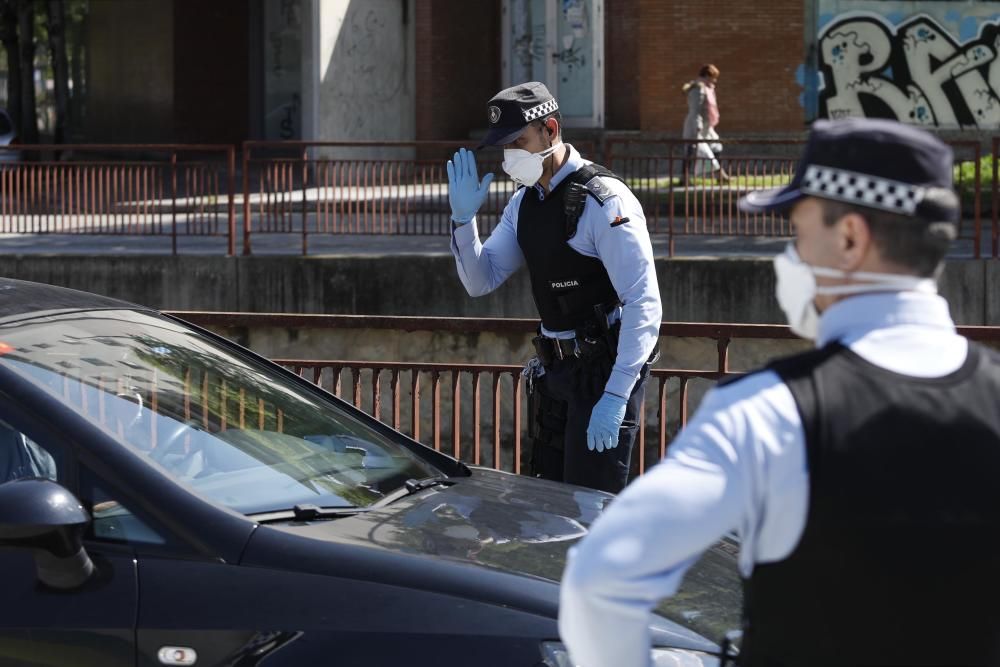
558,290 -> 968,667
450,144 -> 662,399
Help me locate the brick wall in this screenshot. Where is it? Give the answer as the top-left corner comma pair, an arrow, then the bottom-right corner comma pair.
605,0 -> 640,129
417,0 -> 804,138
416,0 -> 502,141
637,0 -> 805,135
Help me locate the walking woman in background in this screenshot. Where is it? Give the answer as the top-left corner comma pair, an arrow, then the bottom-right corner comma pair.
681,64 -> 729,184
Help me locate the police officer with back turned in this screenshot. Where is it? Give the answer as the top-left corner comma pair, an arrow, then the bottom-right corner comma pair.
447,82 -> 661,494
559,117 -> 1000,666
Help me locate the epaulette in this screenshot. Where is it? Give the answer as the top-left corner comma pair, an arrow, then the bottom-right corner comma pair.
564,163 -> 626,239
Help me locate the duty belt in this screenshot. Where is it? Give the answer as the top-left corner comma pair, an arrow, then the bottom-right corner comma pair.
534,335 -> 580,362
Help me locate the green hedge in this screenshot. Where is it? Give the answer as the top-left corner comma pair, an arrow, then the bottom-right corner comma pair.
954,155 -> 994,215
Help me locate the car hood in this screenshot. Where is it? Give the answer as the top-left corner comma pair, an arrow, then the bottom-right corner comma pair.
304,467 -> 607,580
243,467 -> 740,653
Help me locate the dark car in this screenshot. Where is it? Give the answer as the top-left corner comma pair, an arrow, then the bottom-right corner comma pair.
0,278 -> 741,666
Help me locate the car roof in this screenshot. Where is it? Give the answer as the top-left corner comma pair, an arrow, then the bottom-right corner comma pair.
0,277 -> 145,320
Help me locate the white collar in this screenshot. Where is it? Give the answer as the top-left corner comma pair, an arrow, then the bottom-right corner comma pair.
816,290 -> 955,348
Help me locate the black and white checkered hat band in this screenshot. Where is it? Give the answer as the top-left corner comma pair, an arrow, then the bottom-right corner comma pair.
801,165 -> 924,215
522,99 -> 559,122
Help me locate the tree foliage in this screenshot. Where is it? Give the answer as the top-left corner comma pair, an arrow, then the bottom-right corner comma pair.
0,0 -> 86,144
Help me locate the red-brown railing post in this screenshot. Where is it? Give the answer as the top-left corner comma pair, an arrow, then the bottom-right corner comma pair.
432,371 -> 441,451
657,377 -> 668,462
472,372 -> 482,465
492,372 -> 502,470
301,146 -> 309,255
513,371 -> 522,474
227,145 -> 236,256
451,370 -> 461,460
668,142 -> 676,256
170,151 -> 178,256
242,141 -> 252,255
411,370 -> 421,441
386,369 -> 398,428
975,143 -> 982,260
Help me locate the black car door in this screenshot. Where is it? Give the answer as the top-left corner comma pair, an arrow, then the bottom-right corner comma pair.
0,420 -> 138,667
74,472 -> 269,667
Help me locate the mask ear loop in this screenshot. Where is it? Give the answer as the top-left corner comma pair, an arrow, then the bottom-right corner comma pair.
540,122 -> 555,177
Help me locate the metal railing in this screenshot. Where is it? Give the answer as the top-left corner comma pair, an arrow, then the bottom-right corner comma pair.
606,138 -> 802,256
173,312 -> 1000,476
0,144 -> 237,255
0,138 -> 991,258
274,359 -> 736,476
606,138 -> 984,257
241,140 -> 593,254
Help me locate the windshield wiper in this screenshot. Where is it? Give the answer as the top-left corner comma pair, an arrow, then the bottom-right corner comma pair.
371,476 -> 455,508
249,504 -> 364,523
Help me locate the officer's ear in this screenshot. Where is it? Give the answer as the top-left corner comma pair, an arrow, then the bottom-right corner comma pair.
837,211 -> 871,271
544,117 -> 558,139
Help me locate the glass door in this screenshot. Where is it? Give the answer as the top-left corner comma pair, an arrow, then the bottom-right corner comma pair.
502,0 -> 605,128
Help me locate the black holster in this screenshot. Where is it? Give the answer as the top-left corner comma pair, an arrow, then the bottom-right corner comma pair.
531,335 -> 555,368
527,379 -> 568,480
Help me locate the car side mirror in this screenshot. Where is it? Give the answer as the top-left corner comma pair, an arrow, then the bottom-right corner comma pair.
0,478 -> 94,589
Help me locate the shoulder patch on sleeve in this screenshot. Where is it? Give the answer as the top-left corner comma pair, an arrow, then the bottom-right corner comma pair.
583,175 -> 618,205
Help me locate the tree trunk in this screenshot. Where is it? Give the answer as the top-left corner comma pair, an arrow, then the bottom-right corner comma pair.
68,0 -> 83,134
45,0 -> 67,143
0,0 -> 20,135
16,0 -> 36,144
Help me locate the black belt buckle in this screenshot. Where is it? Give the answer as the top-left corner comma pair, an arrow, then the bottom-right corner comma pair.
552,337 -> 579,360
533,335 -> 578,365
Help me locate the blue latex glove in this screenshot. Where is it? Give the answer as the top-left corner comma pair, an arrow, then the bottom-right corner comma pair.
587,392 -> 628,452
446,147 -> 494,224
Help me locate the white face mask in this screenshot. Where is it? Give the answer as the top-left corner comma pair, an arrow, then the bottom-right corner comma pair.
773,243 -> 937,340
502,141 -> 562,187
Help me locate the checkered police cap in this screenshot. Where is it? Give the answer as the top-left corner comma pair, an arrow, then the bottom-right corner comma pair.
801,165 -> 923,215
478,82 -> 560,149
739,118 -> 960,223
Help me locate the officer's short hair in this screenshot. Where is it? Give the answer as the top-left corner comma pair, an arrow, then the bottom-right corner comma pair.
531,111 -> 563,139
820,200 -> 955,278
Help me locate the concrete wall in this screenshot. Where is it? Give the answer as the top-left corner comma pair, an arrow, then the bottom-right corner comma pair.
307,0 -> 417,156
1,255 -> 993,326
85,0 -> 175,142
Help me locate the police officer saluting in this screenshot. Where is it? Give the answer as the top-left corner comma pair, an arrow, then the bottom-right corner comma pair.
447,82 -> 661,494
559,118 -> 1000,666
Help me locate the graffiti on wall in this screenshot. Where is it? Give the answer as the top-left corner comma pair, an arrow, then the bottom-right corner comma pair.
819,13 -> 1000,127
264,0 -> 303,140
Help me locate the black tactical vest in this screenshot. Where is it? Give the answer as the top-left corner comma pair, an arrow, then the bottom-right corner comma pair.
515,165 -> 623,332
739,341 -> 1000,667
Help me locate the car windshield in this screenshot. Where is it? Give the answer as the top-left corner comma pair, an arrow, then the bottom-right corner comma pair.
0,309 -> 441,514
